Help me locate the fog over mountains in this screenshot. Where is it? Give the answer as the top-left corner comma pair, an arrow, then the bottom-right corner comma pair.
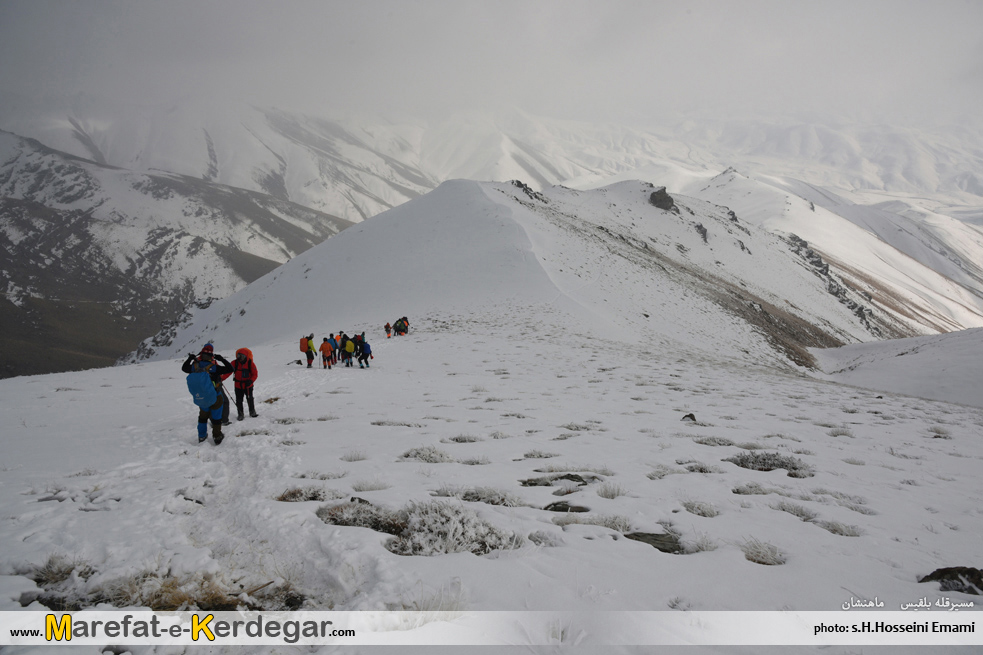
2,99 -> 983,377
6,99 -> 983,224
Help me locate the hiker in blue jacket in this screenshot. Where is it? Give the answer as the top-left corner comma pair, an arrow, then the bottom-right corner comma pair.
182,344 -> 234,444
357,339 -> 372,368
328,334 -> 339,366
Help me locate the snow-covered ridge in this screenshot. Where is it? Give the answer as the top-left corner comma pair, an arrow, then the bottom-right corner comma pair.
137,179 -> 983,370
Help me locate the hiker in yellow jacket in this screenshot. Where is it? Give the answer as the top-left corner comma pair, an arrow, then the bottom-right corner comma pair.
300,334 -> 315,368
344,336 -> 356,368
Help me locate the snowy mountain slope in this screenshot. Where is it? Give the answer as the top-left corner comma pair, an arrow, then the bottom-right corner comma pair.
812,328 -> 983,409
136,179 -> 935,371
758,176 -> 983,300
685,169 -> 983,336
0,130 -> 353,378
2,283 -> 982,649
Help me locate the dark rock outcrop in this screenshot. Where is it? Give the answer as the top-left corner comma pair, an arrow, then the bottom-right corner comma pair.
543,501 -> 590,513
918,567 -> 983,595
625,531 -> 683,554
649,187 -> 677,213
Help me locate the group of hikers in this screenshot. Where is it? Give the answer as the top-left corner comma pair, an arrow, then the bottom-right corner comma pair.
385,317 -> 410,338
301,331 -> 372,369
184,318 -> 408,445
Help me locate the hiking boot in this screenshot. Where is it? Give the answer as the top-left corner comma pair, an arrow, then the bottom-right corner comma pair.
222,419 -> 231,426
249,411 -> 259,418
237,413 -> 245,421
213,432 -> 224,445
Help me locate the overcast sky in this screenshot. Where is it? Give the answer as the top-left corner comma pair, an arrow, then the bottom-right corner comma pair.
1,0 -> 981,127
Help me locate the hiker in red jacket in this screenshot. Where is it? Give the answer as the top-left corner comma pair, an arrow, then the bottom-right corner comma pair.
223,347 -> 259,420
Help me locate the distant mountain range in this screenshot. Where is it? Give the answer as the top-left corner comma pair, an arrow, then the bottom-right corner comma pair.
5,99 -> 981,223
2,98 -> 982,376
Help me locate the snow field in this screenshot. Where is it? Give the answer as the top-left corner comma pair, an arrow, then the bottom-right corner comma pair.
2,307 -> 982,624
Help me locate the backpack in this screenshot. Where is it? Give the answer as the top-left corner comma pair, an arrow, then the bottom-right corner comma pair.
186,362 -> 218,410
299,337 -> 307,352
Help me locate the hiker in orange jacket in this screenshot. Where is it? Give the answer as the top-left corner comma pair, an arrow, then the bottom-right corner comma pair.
319,338 -> 334,370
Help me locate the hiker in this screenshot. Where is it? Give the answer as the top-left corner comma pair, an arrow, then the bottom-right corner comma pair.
357,339 -> 372,368
319,337 -> 334,369
344,334 -> 356,367
301,334 -> 315,368
227,347 -> 259,420
328,334 -> 339,365
393,317 -> 408,336
385,322 -> 391,338
182,344 -> 234,444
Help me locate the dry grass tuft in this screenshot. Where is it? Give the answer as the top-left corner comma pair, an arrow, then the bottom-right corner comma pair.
552,513 -> 633,533
693,436 -> 735,447
740,538 -> 787,565
724,451 -> 814,478
682,500 -> 719,517
771,500 -> 818,522
596,482 -> 629,499
401,446 -> 455,463
815,520 -> 863,537
350,479 -> 392,492
276,486 -> 342,502
340,450 -> 367,462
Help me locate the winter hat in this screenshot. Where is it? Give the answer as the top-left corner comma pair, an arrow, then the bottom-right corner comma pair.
200,344 -> 214,354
